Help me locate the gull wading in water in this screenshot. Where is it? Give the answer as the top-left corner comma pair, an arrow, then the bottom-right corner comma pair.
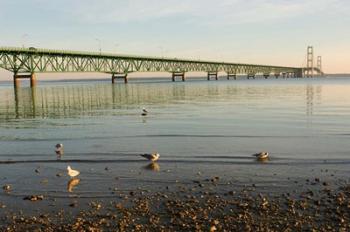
55,143 -> 64,155
253,152 -> 269,161
141,153 -> 160,162
141,108 -> 148,116
67,166 -> 80,178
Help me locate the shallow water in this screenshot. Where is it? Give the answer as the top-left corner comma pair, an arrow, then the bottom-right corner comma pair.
0,76 -> 349,203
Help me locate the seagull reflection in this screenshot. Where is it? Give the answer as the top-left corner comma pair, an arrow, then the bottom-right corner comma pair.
67,178 -> 80,192
143,162 -> 160,172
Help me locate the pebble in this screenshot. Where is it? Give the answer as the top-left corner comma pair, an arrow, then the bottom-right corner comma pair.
23,195 -> 44,201
228,191 -> 235,196
69,202 -> 78,208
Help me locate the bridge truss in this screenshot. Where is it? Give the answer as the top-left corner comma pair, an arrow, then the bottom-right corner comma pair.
0,47 -> 307,87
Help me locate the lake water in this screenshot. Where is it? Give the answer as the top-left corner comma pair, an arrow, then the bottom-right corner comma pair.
0,76 -> 349,208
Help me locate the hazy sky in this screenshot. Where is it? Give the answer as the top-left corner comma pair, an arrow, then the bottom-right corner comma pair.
0,0 -> 349,73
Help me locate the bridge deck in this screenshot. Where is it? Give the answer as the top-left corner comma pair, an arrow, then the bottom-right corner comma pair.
0,47 -> 298,69
0,47 -> 301,74
0,47 -> 320,88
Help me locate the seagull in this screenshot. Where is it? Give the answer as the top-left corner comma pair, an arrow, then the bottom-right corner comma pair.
141,153 -> 160,162
55,143 -> 64,155
252,152 -> 269,160
67,166 -> 80,178
141,108 -> 148,116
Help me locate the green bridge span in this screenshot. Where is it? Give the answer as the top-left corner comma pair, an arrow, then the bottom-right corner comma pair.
0,47 -> 320,88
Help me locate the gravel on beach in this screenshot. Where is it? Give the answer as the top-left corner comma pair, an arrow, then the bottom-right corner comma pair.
1,182 -> 350,232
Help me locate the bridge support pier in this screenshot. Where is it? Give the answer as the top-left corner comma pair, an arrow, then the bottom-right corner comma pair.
296,70 -> 303,78
263,74 -> 270,79
247,74 -> 255,79
172,72 -> 185,82
275,73 -> 280,79
207,72 -> 218,81
13,73 -> 36,88
112,73 -> 128,84
282,73 -> 286,79
13,76 -> 21,88
30,74 -> 37,86
227,73 -> 236,80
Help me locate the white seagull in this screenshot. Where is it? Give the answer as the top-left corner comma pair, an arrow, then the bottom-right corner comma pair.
141,153 -> 160,162
252,152 -> 269,160
55,143 -> 64,154
67,166 -> 80,178
141,108 -> 148,116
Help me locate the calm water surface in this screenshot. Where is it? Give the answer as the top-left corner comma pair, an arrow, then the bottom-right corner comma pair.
0,77 -> 349,200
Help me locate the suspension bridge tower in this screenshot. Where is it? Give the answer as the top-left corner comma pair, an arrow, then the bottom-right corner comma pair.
317,56 -> 322,76
306,46 -> 314,78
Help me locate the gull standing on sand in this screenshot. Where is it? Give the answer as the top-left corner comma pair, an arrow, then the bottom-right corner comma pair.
67,166 -> 80,178
55,143 -> 64,155
253,152 -> 269,161
141,153 -> 160,162
141,108 -> 148,116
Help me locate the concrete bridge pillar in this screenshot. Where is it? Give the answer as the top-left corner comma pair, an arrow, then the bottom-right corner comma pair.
296,70 -> 303,78
263,74 -> 270,79
13,73 -> 36,88
112,73 -> 128,84
227,73 -> 236,80
282,73 -> 286,78
275,73 -> 280,79
207,72 -> 218,81
13,75 -> 21,89
172,72 -> 185,82
247,74 -> 255,79
30,74 -> 37,87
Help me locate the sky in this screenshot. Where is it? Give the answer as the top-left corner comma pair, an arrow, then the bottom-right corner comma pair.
0,0 -> 349,74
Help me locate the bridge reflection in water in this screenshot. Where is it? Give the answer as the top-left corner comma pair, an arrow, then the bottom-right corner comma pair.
0,82 -> 321,120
